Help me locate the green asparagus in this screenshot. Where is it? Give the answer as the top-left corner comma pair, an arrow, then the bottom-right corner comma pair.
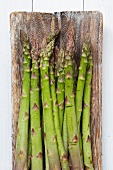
30,40 -> 43,170
50,54 -> 70,170
82,55 -> 94,170
15,31 -> 31,170
75,41 -> 90,167
28,120 -> 31,169
62,111 -> 68,156
65,25 -> 82,169
40,34 -> 61,170
55,47 -> 65,132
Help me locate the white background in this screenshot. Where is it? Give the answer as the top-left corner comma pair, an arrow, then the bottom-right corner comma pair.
0,0 -> 112,169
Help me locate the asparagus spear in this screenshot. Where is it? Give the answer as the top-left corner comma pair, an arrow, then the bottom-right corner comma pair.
50,54 -> 70,170
75,41 -> 90,167
44,130 -> 49,170
41,90 -> 49,170
54,32 -> 67,158
15,31 -> 31,170
65,25 -> 82,169
55,47 -> 65,131
30,40 -> 43,170
40,34 -> 61,170
28,120 -> 31,169
62,111 -> 68,156
82,55 -> 94,170
76,42 -> 90,130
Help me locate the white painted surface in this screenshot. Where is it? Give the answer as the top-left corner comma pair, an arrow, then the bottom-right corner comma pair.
33,0 -> 83,12
0,1 -> 32,170
0,0 -> 112,169
84,0 -> 104,12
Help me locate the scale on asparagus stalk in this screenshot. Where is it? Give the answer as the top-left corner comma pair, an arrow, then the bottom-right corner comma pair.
10,11 -> 103,170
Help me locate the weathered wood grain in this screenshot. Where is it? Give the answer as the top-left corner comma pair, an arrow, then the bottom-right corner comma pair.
10,11 -> 103,170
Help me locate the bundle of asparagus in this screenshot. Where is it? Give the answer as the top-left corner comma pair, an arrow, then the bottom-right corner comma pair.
15,28 -> 94,170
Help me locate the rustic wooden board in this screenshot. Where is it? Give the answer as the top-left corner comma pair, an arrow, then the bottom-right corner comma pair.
10,11 -> 103,170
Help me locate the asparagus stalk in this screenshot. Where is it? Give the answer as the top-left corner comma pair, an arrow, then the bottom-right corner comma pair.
76,42 -> 90,130
30,41 -> 43,170
82,55 -> 94,170
55,45 -> 68,158
60,50 -> 68,158
75,41 -> 90,167
40,34 -> 61,170
42,96 -> 49,170
65,25 -> 82,169
44,130 -> 49,170
55,47 -> 65,131
62,111 -> 68,156
79,131 -> 84,169
50,54 -> 70,170
15,31 -> 31,170
28,121 -> 31,169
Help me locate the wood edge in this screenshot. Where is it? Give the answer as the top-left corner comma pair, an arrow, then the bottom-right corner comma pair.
98,12 -> 103,170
